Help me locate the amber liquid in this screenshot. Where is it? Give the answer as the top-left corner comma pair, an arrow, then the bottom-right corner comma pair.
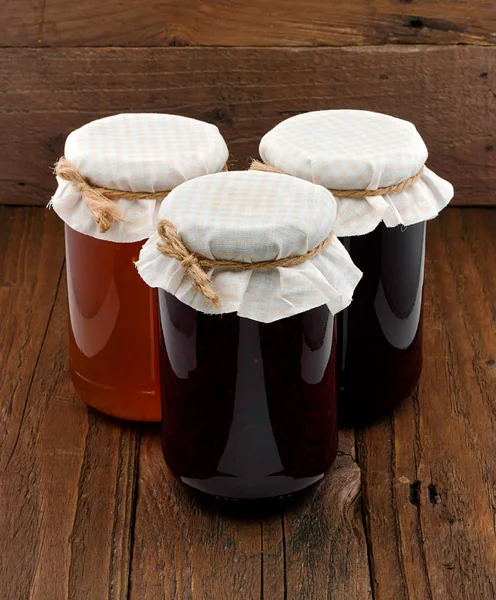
65,225 -> 160,421
338,221 -> 425,423
158,291 -> 338,501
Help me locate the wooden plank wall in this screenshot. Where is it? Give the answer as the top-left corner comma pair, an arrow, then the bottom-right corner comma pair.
2,0 -> 495,46
0,1 -> 495,207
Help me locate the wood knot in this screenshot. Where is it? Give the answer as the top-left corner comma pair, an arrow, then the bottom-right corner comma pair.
409,480 -> 421,506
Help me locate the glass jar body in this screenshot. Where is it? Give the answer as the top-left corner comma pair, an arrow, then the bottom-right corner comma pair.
158,291 -> 338,501
65,225 -> 160,421
338,221 -> 425,422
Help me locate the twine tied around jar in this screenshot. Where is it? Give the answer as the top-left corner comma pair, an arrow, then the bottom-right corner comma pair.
249,160 -> 424,198
54,157 -> 228,233
156,219 -> 336,308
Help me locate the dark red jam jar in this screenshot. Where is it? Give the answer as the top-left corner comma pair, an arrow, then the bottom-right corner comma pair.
136,170 -> 362,502
257,109 -> 454,424
338,221 -> 426,422
158,290 -> 337,501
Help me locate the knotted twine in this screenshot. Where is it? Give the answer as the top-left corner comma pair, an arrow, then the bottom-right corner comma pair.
156,219 -> 336,308
54,157 -> 227,233
250,160 -> 424,198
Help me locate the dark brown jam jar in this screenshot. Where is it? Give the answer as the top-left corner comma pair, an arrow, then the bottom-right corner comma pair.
338,221 -> 426,423
136,170 -> 362,503
257,109 -> 454,425
158,291 -> 337,501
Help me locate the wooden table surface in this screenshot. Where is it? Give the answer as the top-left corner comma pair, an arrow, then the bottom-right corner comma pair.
1,206 -> 495,600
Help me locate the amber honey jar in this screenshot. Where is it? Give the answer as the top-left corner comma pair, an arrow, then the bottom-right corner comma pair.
50,113 -> 228,421
136,171 -> 362,500
256,110 -> 454,421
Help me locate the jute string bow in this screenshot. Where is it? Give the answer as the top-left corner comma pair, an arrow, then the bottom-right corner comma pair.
156,219 -> 335,308
54,157 -> 227,233
250,160 -> 424,197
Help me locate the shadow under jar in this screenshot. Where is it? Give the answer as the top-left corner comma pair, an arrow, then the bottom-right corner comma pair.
338,221 -> 426,423
158,291 -> 338,501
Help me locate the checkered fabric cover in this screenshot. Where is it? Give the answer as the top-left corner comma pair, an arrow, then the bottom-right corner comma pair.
259,110 -> 454,236
50,113 -> 229,243
136,171 -> 362,323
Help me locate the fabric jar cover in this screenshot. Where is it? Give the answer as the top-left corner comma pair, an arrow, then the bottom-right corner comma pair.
259,110 -> 454,237
136,171 -> 362,323
50,113 -> 229,243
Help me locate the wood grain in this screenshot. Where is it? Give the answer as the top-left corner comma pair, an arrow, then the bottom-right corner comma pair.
0,208 -> 64,473
1,0 -> 495,47
1,207 -> 495,598
0,211 -> 140,600
356,209 -> 496,600
1,46 -> 494,208
129,429 -> 370,599
282,430 -> 372,600
128,428 -> 263,600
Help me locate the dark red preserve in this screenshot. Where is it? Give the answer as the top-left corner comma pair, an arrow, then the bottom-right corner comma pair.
136,170 -> 363,502
158,290 -> 338,501
338,221 -> 425,422
255,110 -> 454,424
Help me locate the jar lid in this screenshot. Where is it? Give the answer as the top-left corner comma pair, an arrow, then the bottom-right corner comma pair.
50,113 -> 229,242
258,110 -> 454,236
136,171 -> 362,323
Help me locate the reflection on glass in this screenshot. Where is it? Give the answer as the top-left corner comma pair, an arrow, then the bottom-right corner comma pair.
338,222 -> 426,422
66,225 -> 160,421
159,291 -> 338,501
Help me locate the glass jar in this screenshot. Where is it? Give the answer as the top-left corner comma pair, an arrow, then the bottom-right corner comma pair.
158,291 -> 337,500
136,170 -> 362,502
338,221 -> 425,421
256,109 -> 454,423
65,225 -> 160,421
50,113 -> 229,421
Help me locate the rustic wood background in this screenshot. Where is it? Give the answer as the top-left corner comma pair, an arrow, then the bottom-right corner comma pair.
0,2 -> 495,206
